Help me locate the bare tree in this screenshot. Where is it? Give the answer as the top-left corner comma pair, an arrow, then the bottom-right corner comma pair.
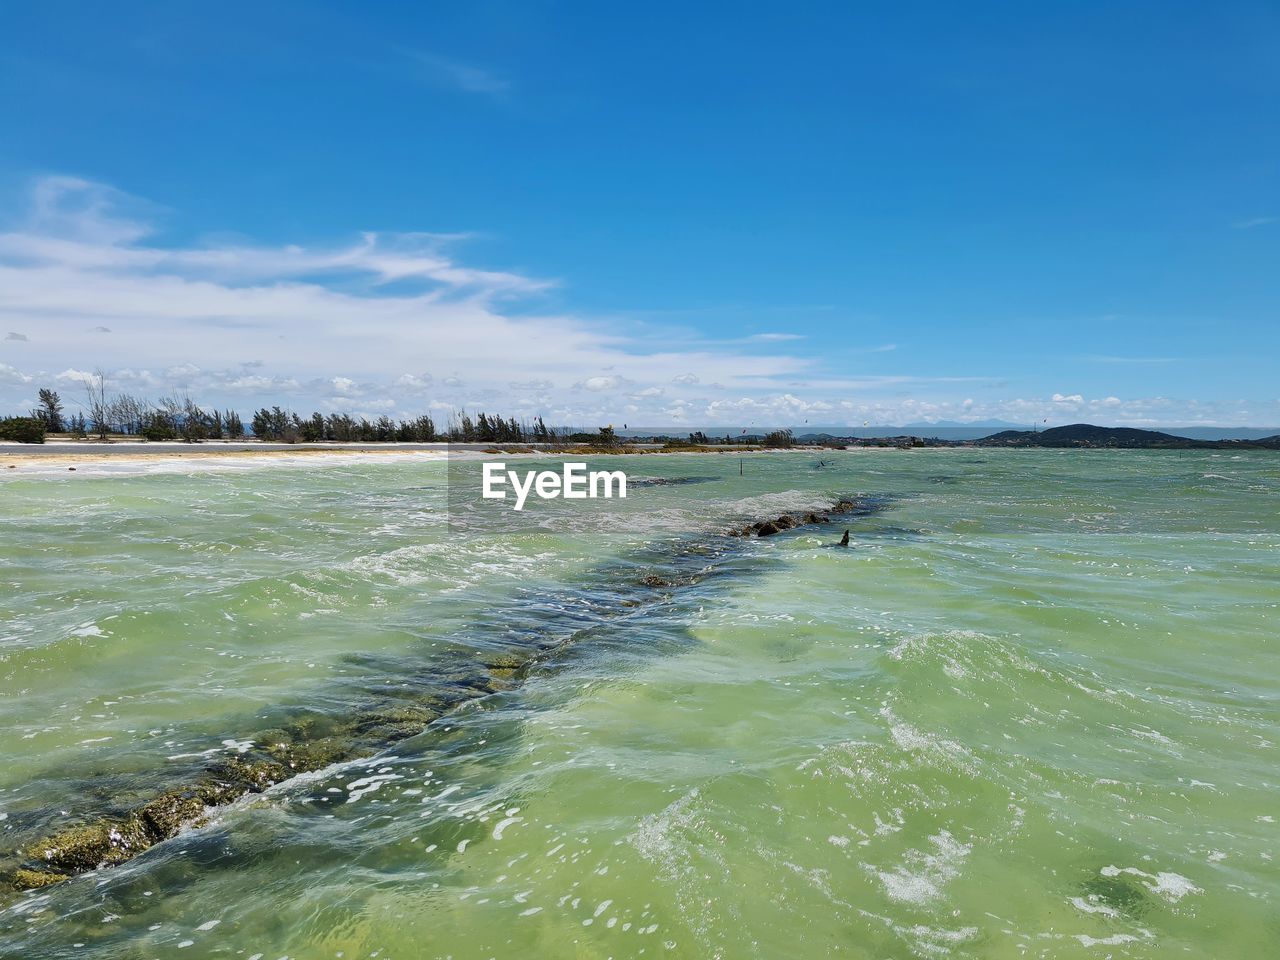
108,392 -> 147,435
82,370 -> 111,440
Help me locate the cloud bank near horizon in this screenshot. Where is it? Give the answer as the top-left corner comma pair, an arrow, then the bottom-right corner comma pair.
0,177 -> 1274,429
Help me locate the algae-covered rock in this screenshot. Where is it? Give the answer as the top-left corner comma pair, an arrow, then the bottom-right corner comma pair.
38,819 -> 150,872
267,736 -> 351,772
11,868 -> 66,890
3,501 -> 892,891
209,756 -> 290,793
486,655 -> 530,683
195,779 -> 247,807
481,650 -> 524,670
38,823 -> 112,871
354,704 -> 440,742
138,791 -> 207,839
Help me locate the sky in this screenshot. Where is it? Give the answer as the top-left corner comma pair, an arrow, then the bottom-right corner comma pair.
0,0 -> 1277,429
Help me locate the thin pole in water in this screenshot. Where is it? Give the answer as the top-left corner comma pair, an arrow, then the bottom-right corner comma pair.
739,457 -> 743,476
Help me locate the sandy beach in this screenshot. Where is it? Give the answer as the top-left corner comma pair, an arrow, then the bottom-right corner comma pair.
0,440 -> 812,476
0,442 -> 456,476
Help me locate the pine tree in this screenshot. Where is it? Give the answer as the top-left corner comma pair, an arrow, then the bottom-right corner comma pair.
33,388 -> 64,432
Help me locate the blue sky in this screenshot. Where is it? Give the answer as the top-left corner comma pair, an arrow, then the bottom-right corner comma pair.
1,0 -> 1277,427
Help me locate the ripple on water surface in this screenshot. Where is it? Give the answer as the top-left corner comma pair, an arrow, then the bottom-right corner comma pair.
0,450 -> 1277,958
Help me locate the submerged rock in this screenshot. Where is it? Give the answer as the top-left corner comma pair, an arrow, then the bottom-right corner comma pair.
4,493 -> 889,893
37,819 -> 150,873
730,497 -> 870,538
266,736 -> 353,773
138,791 -> 207,838
208,756 -> 291,793
10,868 -> 64,890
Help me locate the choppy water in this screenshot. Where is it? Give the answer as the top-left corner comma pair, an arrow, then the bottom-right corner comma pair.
1,449 -> 1276,958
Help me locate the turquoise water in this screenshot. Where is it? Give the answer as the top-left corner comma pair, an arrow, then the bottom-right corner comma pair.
0,449 -> 1276,958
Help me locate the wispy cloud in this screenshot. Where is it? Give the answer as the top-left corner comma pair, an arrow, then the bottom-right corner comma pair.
1085,355 -> 1180,364
0,176 -> 816,420
0,179 -> 547,296
0,363 -> 32,385
403,50 -> 509,96
2,177 -> 1270,428
1233,216 -> 1275,229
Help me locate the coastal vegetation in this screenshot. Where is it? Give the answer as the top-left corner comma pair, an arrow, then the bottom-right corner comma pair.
1,376 -> 576,445
3,380 -> 1279,451
0,416 -> 45,444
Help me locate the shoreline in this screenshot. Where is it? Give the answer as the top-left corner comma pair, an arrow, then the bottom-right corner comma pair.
0,441 -> 829,475
0,446 -> 456,475
0,441 -> 1247,479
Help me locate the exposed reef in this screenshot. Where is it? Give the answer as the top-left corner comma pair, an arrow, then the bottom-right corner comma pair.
628,476 -> 721,487
726,497 -> 872,538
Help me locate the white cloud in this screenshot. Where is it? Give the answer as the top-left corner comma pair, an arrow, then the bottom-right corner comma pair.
0,176 -> 1272,429
0,362 -> 32,385
405,51 -> 510,96
55,367 -> 96,384
577,375 -> 630,392
396,373 -> 433,390
0,177 -> 816,419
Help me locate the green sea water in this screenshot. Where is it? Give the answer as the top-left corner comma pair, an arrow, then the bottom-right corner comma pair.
0,449 -> 1276,958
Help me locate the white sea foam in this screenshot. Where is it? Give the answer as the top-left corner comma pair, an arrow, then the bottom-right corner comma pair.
345,772 -> 401,803
1075,933 -> 1141,946
492,816 -> 521,840
873,831 -> 972,904
1099,865 -> 1201,902
1070,896 -> 1119,917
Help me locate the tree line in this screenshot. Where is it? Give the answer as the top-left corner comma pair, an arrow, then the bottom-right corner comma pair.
20,383 -> 245,442
5,377 -> 566,445
246,407 -> 556,443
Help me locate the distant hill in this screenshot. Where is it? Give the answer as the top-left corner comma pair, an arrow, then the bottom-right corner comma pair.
619,423 -> 1280,443
1166,426 -> 1280,441
978,423 -> 1280,449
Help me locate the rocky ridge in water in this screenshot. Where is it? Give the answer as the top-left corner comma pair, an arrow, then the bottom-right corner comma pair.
2,494 -> 887,893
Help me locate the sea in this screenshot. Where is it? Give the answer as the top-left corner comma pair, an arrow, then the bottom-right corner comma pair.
0,448 -> 1275,958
